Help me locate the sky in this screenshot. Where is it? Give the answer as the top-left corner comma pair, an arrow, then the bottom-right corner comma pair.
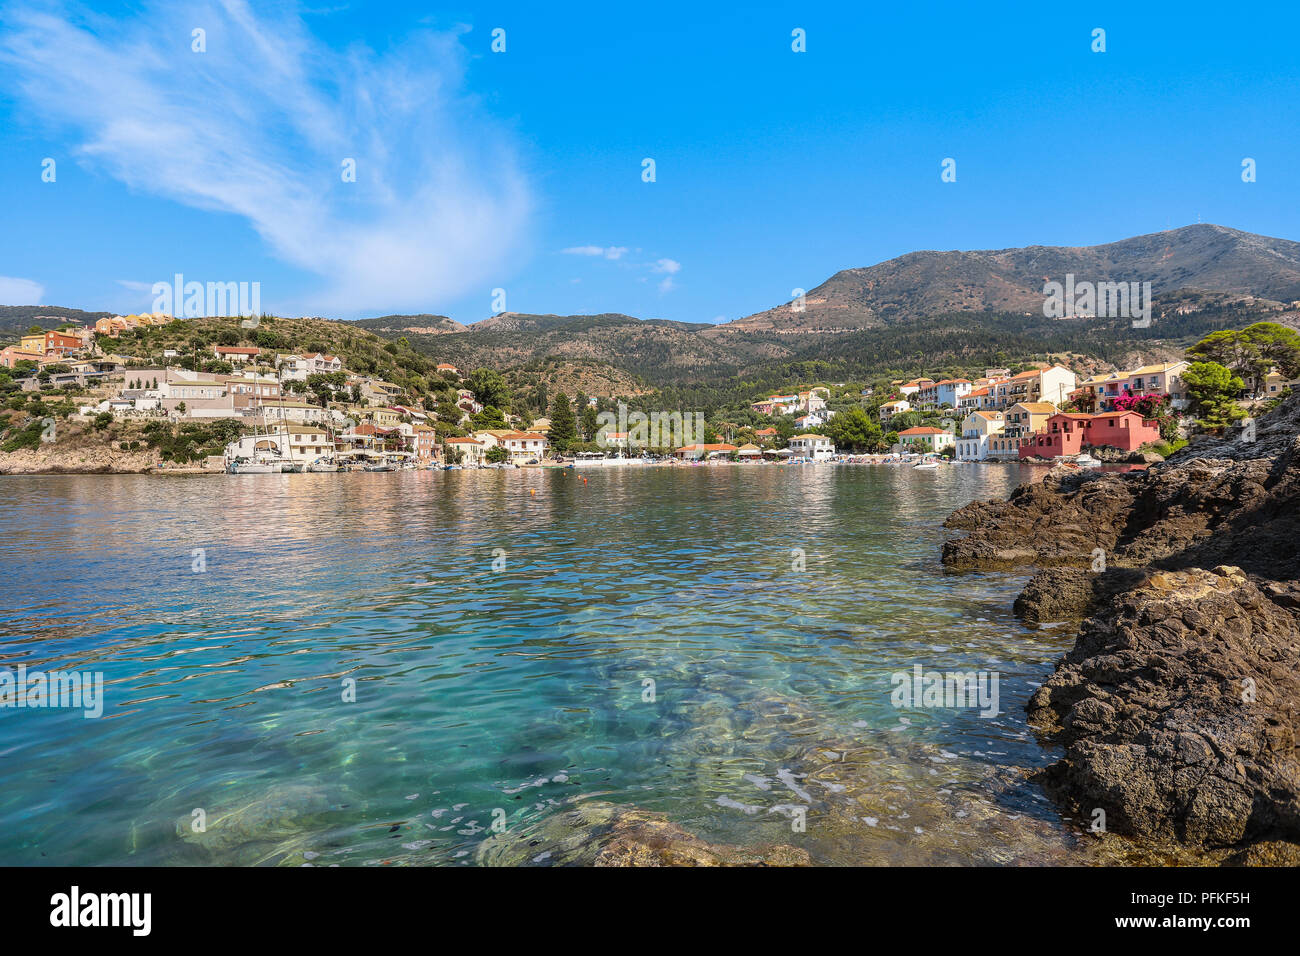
0,1 -> 1297,324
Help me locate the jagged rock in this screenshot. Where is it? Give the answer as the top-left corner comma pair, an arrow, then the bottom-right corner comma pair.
1027,568 -> 1300,847
945,392 -> 1300,854
1012,567 -> 1146,624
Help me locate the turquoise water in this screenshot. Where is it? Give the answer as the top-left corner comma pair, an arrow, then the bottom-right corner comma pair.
0,464 -> 1093,865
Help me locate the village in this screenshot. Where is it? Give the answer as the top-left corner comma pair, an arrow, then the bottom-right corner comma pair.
2,312 -> 1296,473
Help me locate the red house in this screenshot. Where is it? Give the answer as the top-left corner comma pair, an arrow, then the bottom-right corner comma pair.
1019,411 -> 1160,459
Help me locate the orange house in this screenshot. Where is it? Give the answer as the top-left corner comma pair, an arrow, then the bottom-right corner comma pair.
1020,411 -> 1160,459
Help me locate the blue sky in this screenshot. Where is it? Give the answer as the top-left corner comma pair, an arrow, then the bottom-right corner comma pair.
1,1 -> 1297,323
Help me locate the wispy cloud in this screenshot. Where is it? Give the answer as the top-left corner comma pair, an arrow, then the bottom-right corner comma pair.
0,1 -> 531,316
652,258 -> 681,274
0,277 -> 45,304
561,245 -> 629,260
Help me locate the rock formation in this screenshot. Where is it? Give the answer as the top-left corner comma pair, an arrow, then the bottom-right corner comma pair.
943,393 -> 1300,855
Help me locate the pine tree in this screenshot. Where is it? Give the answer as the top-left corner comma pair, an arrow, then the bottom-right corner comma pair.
548,391 -> 577,452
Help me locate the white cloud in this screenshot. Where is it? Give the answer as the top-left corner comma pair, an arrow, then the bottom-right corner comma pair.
652,258 -> 681,274
657,276 -> 676,294
0,2 -> 531,316
562,245 -> 628,260
0,277 -> 45,304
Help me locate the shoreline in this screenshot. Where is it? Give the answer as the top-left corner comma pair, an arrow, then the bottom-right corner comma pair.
0,455 -> 1062,477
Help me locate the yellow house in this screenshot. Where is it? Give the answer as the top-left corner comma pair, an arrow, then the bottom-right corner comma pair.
368,407 -> 401,428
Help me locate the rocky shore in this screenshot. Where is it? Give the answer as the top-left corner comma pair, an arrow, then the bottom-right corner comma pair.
0,443 -> 158,474
942,393 -> 1300,859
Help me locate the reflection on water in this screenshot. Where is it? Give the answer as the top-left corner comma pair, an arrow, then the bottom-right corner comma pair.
0,464 -> 1146,865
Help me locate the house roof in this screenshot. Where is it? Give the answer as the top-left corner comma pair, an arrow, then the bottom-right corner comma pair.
214,346 -> 260,354
1011,402 -> 1056,413
898,426 -> 946,435
792,433 -> 829,440
502,431 -> 546,441
1132,362 -> 1185,375
444,437 -> 482,444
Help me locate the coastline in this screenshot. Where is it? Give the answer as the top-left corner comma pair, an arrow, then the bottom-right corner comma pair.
0,452 -> 1055,476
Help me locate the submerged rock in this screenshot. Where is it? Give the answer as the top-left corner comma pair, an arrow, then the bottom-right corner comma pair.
475,800 -> 812,866
175,783 -> 345,866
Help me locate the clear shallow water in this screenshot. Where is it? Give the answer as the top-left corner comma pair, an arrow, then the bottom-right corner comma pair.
0,464 -> 1106,866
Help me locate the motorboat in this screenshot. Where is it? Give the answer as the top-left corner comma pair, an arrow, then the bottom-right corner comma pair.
227,456 -> 275,474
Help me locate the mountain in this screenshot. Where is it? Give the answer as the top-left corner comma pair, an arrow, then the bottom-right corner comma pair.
8,224 -> 1298,392
709,224 -> 1300,335
349,313 -> 468,335
388,312 -> 742,379
0,305 -> 112,336
355,225 -> 1298,386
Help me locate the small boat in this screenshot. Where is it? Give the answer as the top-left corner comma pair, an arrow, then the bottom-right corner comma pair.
305,459 -> 340,472
227,457 -> 275,474
363,462 -> 397,472
913,461 -> 939,470
1074,453 -> 1101,467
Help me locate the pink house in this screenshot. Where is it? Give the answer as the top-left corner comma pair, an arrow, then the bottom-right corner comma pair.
1020,411 -> 1160,459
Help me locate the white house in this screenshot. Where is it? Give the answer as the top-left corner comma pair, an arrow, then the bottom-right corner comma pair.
502,431 -> 548,462
879,399 -> 910,423
254,400 -> 330,425
444,436 -> 486,465
955,411 -> 1005,461
787,433 -> 836,460
794,410 -> 834,429
934,379 -> 973,408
